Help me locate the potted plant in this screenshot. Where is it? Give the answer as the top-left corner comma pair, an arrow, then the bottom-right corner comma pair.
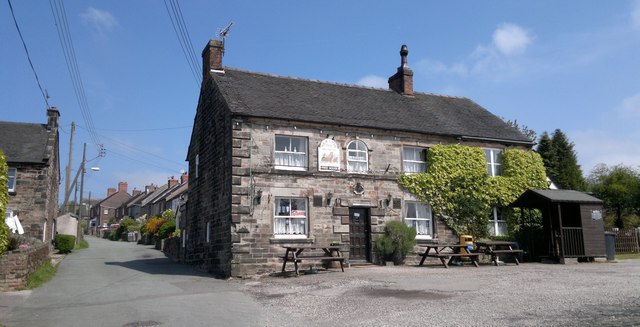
375,221 -> 417,265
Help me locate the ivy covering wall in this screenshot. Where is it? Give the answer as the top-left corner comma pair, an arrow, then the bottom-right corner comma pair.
398,144 -> 547,238
0,150 -> 10,255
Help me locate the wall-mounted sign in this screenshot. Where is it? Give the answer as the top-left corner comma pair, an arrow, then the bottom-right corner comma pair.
591,210 -> 602,220
318,139 -> 340,171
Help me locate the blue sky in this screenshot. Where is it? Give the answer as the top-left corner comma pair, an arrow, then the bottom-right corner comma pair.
2,1 -> 640,201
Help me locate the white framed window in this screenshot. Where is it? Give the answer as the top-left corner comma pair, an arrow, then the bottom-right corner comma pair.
489,208 -> 507,236
275,136 -> 308,170
8,168 -> 17,192
206,221 -> 211,243
104,209 -> 109,215
347,140 -> 368,173
404,201 -> 433,239
274,197 -> 308,238
484,148 -> 502,177
182,229 -> 187,248
195,154 -> 199,178
403,147 -> 427,173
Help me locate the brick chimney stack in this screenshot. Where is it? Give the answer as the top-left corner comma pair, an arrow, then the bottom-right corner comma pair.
145,184 -> 157,194
388,44 -> 414,96
107,188 -> 116,197
168,176 -> 179,189
180,171 -> 189,184
118,182 -> 128,193
202,39 -> 225,78
132,188 -> 141,196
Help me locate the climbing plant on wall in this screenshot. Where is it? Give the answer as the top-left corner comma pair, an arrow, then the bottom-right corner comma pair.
0,150 -> 10,255
398,144 -> 547,238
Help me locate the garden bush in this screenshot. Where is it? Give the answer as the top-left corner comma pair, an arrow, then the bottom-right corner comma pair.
157,220 -> 176,240
375,221 -> 417,265
54,234 -> 76,254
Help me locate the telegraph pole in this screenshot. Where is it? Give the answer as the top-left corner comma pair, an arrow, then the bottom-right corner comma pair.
78,143 -> 86,216
64,122 -> 75,212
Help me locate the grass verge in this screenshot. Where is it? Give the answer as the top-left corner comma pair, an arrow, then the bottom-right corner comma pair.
75,239 -> 89,250
20,261 -> 57,290
615,253 -> 640,260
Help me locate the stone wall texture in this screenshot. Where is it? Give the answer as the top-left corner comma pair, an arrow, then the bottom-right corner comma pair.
0,241 -> 50,291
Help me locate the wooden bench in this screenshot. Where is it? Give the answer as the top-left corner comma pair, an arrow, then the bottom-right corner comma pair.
418,245 -> 480,268
281,246 -> 345,276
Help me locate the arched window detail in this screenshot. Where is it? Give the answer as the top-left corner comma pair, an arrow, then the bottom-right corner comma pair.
347,140 -> 368,173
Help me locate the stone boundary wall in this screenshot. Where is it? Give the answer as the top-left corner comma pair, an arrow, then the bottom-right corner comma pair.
163,237 -> 183,261
0,241 -> 50,291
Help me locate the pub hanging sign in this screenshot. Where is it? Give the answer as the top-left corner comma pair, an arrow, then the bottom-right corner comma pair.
318,139 -> 340,171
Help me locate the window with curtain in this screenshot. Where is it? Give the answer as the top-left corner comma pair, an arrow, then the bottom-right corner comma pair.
404,201 -> 433,238
8,168 -> 16,193
275,136 -> 308,170
274,197 -> 308,237
488,208 -> 507,236
484,148 -> 503,176
403,147 -> 427,173
347,140 -> 368,173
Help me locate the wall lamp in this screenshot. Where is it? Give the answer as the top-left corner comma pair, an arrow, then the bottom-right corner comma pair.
254,189 -> 263,205
385,194 -> 392,207
326,191 -> 333,206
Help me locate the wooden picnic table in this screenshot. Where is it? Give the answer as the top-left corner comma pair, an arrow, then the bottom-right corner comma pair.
475,241 -> 523,266
281,245 -> 345,276
418,244 -> 479,268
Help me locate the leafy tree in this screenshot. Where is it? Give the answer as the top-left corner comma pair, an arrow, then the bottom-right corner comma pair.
504,119 -> 537,142
537,129 -> 586,190
588,164 -> 640,228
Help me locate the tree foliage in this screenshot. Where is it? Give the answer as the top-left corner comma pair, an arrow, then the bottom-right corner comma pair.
0,150 -> 10,255
588,164 -> 640,228
504,119 -> 537,142
398,144 -> 547,237
537,129 -> 586,190
375,221 -> 416,265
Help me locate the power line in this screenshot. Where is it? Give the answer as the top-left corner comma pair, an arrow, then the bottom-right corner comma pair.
163,0 -> 200,85
7,0 -> 50,110
93,125 -> 192,132
49,0 -> 102,151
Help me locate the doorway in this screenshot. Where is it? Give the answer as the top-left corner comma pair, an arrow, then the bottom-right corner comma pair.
349,208 -> 371,262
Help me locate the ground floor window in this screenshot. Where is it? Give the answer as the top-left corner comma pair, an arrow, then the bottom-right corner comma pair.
489,208 -> 507,236
404,201 -> 433,239
274,197 -> 308,237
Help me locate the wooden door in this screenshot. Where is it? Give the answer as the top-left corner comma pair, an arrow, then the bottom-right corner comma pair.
349,208 -> 370,262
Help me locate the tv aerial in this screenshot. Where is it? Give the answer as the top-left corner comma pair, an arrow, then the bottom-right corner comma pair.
217,22 -> 234,49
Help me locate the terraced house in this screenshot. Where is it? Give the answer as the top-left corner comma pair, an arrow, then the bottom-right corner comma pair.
186,40 -> 533,277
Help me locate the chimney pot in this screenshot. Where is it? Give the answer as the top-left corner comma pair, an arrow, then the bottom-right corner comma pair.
388,44 -> 414,96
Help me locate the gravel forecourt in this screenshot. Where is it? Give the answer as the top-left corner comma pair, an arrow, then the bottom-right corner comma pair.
236,259 -> 640,327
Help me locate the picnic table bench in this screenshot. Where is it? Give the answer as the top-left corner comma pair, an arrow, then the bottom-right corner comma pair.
475,241 -> 523,266
418,244 -> 480,268
281,245 -> 345,276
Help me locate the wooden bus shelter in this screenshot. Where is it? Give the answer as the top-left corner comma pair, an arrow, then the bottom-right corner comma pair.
510,189 -> 605,263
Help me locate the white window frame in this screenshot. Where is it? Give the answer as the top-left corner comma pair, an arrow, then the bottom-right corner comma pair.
346,140 -> 369,173
484,148 -> 503,177
206,221 -> 211,243
274,197 -> 308,238
8,168 -> 17,193
104,209 -> 109,215
195,154 -> 199,178
489,207 -> 508,236
274,135 -> 308,171
404,201 -> 433,239
402,147 -> 427,173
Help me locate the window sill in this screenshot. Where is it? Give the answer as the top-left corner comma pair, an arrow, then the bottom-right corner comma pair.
275,166 -> 308,172
269,237 -> 313,244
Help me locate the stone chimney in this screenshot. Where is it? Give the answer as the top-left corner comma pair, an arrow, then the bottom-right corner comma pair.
132,188 -> 141,196
145,184 -> 157,194
180,172 -> 189,184
202,39 -> 225,78
388,45 -> 414,96
47,107 -> 60,131
118,182 -> 128,193
107,188 -> 116,197
168,176 -> 179,189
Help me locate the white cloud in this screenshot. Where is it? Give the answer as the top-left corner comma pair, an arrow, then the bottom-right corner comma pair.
81,7 -> 118,35
355,75 -> 388,89
632,0 -> 640,30
617,92 -> 640,118
492,23 -> 533,56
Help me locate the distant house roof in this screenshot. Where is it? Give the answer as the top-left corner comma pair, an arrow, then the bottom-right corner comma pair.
96,191 -> 131,210
510,189 -> 603,208
123,192 -> 147,208
211,69 -> 532,145
141,184 -> 169,207
0,121 -> 51,163
164,182 -> 188,202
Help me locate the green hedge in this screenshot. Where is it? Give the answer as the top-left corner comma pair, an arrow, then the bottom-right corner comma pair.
375,221 -> 417,265
0,150 -> 9,256
157,220 -> 176,240
54,234 -> 76,254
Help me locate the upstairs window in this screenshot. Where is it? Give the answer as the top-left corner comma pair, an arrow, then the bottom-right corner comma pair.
347,140 -> 368,173
404,201 -> 433,238
274,197 -> 308,237
403,147 -> 427,173
275,136 -> 308,170
8,168 -> 16,193
484,148 -> 502,177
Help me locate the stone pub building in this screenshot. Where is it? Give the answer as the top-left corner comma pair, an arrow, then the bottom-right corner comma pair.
186,40 -> 532,277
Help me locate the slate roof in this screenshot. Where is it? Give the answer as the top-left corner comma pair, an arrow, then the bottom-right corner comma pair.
0,121 -> 50,163
212,69 -> 532,144
511,189 -> 603,208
